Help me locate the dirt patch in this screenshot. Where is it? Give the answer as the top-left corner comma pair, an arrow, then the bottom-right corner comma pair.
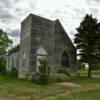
57,82 -> 81,88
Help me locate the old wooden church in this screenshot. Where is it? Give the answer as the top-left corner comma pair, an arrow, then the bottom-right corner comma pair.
6,14 -> 77,78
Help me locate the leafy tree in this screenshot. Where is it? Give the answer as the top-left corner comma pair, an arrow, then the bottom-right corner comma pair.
77,60 -> 85,70
8,44 -> 20,55
0,29 -> 12,75
74,14 -> 100,78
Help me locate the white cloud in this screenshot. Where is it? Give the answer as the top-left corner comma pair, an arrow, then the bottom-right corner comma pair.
0,0 -> 100,45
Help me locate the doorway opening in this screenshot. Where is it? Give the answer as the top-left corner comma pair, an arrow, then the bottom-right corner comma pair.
61,51 -> 70,68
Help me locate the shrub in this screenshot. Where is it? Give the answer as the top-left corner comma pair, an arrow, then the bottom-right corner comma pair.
92,63 -> 100,70
7,67 -> 18,77
49,74 -> 70,82
0,58 -> 6,75
38,59 -> 50,84
58,68 -> 70,77
77,61 -> 85,70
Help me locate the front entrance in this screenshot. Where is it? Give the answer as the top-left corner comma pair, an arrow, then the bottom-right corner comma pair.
36,46 -> 47,73
61,51 -> 69,68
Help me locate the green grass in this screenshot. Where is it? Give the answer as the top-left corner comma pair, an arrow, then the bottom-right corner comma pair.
45,70 -> 100,100
0,70 -> 100,100
51,88 -> 100,100
0,75 -> 74,100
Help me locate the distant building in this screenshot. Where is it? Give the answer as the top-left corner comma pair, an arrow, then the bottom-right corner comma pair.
6,14 -> 77,78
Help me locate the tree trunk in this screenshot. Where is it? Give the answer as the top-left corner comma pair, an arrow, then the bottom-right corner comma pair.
88,56 -> 92,78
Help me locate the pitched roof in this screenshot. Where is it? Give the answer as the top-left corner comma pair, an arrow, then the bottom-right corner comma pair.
54,19 -> 76,50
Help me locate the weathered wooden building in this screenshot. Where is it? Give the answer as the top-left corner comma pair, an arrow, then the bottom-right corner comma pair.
6,14 -> 77,78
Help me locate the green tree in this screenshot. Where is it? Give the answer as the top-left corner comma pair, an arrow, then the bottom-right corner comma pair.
8,44 -> 20,55
0,29 -> 12,74
74,14 -> 100,78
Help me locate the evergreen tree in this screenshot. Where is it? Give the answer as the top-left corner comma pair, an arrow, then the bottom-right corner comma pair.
74,14 -> 100,78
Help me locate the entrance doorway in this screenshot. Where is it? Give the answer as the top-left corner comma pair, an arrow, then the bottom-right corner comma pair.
36,46 -> 47,73
61,51 -> 69,68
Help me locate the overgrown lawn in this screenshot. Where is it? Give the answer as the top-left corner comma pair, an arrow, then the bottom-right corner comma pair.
0,70 -> 100,100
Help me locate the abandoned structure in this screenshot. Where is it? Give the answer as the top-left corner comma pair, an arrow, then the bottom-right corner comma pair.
6,14 -> 77,78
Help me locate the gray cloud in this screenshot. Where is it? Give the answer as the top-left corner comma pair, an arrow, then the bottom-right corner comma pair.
0,0 -> 15,23
0,0 -> 13,8
0,12 -> 14,20
89,8 -> 98,14
74,8 -> 85,15
87,0 -> 100,4
91,0 -> 100,2
14,0 -> 20,3
8,29 -> 20,37
0,0 -> 100,45
0,9 -> 15,24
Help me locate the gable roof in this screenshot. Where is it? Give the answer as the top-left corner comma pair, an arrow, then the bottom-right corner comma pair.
54,19 -> 76,50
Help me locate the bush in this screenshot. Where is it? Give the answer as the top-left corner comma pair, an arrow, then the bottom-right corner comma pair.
58,68 -> 70,77
92,63 -> 100,70
7,67 -> 18,77
38,59 -> 50,84
0,58 -> 6,75
49,74 -> 70,82
77,61 -> 85,70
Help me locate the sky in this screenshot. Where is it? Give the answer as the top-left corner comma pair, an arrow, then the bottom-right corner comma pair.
0,0 -> 100,46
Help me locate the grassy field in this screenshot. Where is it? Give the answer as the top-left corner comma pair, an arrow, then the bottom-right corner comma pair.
0,71 -> 100,100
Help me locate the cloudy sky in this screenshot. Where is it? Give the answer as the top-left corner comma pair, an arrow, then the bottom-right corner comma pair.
0,0 -> 100,45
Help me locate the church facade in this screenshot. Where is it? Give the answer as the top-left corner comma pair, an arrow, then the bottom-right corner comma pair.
6,14 -> 77,78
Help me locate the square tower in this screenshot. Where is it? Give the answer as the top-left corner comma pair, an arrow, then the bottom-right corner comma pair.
19,14 -> 55,78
